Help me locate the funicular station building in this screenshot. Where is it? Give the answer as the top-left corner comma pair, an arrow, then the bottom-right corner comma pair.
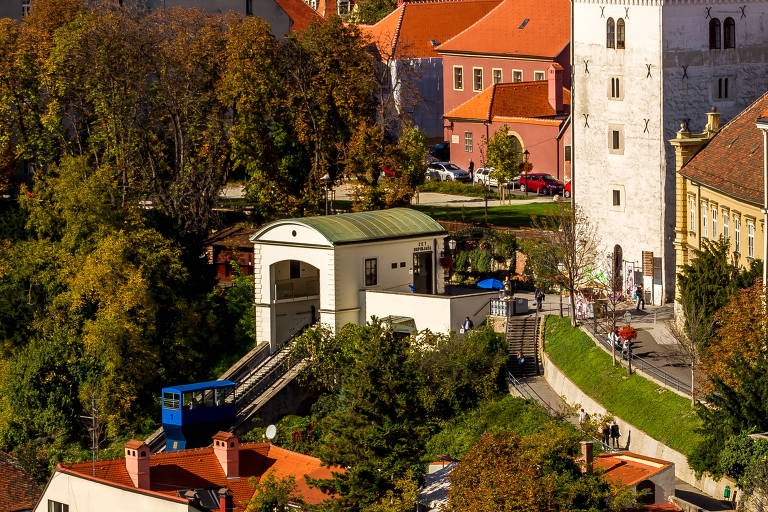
250,208 -> 496,350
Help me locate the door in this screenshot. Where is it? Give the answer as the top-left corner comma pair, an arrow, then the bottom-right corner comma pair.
413,252 -> 433,294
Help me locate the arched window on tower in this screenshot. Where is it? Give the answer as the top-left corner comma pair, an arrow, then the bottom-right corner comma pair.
616,18 -> 625,49
606,18 -> 615,48
724,17 -> 735,48
709,18 -> 722,49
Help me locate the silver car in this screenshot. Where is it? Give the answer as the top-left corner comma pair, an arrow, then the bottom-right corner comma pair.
427,162 -> 471,182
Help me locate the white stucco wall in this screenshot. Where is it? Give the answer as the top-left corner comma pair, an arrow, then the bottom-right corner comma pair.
573,0 -> 768,303
35,472 -> 191,512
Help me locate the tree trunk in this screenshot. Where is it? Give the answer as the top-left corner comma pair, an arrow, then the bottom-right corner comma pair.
691,365 -> 695,408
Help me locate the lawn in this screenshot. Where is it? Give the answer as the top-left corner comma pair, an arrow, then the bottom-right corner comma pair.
544,316 -> 701,457
418,180 -> 531,200
412,202 -> 561,228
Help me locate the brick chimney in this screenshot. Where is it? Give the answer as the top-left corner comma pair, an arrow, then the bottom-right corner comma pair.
213,432 -> 239,478
124,440 -> 150,489
580,441 -> 593,474
706,106 -> 721,134
218,488 -> 234,512
547,63 -> 564,113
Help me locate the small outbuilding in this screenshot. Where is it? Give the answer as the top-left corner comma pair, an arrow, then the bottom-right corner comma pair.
250,208 -> 495,350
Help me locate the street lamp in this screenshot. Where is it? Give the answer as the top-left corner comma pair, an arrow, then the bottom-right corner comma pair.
523,149 -> 530,197
320,173 -> 330,216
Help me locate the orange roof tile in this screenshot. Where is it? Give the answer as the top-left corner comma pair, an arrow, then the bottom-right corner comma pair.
0,452 -> 40,512
361,0 -> 502,59
274,0 -> 322,32
58,442 -> 338,511
445,81 -> 570,121
681,91 -> 768,206
591,452 -> 673,487
437,0 -> 570,58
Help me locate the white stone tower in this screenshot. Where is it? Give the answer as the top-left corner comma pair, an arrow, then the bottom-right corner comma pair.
573,0 -> 768,304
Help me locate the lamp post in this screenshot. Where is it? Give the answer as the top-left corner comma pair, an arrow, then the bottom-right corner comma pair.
320,173 -> 330,216
523,149 -> 530,197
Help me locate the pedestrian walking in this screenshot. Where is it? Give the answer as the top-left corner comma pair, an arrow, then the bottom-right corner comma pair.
468,160 -> 475,181
635,284 -> 645,310
578,408 -> 587,427
462,316 -> 474,332
535,287 -> 545,311
601,423 -> 610,446
610,420 -> 621,449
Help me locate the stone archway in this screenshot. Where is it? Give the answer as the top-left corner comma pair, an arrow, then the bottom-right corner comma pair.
636,480 -> 655,505
270,260 -> 320,347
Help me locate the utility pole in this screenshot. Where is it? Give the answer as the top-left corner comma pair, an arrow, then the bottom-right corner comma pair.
79,398 -> 104,477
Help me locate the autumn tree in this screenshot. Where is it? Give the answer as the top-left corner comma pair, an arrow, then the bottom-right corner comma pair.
529,204 -> 600,326
668,298 -> 714,406
246,473 -> 306,512
485,124 -> 522,202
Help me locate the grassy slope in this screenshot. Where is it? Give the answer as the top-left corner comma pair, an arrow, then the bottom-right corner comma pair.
544,316 -> 701,456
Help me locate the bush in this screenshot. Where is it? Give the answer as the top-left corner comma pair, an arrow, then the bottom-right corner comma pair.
470,247 -> 492,273
453,250 -> 469,274
717,433 -> 768,486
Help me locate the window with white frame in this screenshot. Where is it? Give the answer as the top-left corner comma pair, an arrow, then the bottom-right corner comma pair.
735,217 -> 741,253
689,197 -> 696,232
492,68 -> 502,84
512,70 -> 523,82
534,71 -> 545,81
748,221 -> 755,258
723,212 -> 729,241
337,0 -> 350,14
453,66 -> 463,90
473,68 -> 483,92
711,207 -> 717,239
464,131 -> 473,152
702,204 -> 708,238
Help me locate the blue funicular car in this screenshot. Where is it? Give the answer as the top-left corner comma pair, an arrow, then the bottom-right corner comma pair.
161,380 -> 236,451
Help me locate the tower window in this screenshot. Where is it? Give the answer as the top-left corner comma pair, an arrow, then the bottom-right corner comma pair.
612,130 -> 620,149
610,77 -> 621,99
709,18 -> 721,49
616,18 -> 625,49
724,17 -> 735,48
606,18 -> 615,48
612,190 -> 621,206
246,0 -> 253,15
717,77 -> 729,99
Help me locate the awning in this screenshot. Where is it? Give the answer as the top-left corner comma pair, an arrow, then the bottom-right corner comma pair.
383,315 -> 417,334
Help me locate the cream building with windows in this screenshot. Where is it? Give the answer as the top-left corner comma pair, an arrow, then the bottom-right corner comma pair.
671,96 -> 768,303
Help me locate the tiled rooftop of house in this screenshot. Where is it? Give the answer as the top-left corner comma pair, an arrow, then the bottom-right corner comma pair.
0,451 -> 40,512
444,81 -> 570,122
58,440 -> 336,510
436,0 -> 569,57
681,91 -> 768,206
592,452 -> 673,487
359,0 -> 502,59
275,0 -> 322,31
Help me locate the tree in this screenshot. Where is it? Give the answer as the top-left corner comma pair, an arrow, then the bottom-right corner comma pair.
530,204 -> 600,326
447,425 -> 634,512
246,473 -> 305,512
485,125 -> 522,203
348,0 -> 398,25
667,298 -> 714,406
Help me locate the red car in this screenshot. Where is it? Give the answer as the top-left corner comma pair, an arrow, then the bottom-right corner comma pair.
518,173 -> 565,195
564,180 -> 571,198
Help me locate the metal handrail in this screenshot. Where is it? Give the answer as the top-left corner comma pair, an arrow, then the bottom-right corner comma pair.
592,321 -> 691,396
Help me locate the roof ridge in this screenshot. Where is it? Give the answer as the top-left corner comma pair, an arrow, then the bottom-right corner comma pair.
487,83 -> 497,121
390,4 -> 407,56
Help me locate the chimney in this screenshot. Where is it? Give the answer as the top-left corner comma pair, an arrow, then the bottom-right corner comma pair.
547,63 -> 564,113
213,432 -> 239,478
218,488 -> 234,512
124,440 -> 150,489
581,441 -> 593,474
706,106 -> 721,134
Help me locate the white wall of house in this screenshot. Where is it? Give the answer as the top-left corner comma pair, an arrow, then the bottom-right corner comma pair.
35,472 -> 191,512
573,0 -> 768,303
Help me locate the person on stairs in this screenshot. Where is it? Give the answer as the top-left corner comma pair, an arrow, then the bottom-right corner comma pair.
517,351 -> 525,367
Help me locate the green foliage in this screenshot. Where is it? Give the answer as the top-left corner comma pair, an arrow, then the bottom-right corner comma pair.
245,473 -> 305,512
425,396 -> 553,460
485,124 -> 522,183
676,238 -> 761,334
453,250 -> 469,274
418,180 -> 490,198
469,247 -> 492,273
544,316 -> 702,456
716,433 -> 768,487
412,202 -> 561,228
350,0 -> 398,24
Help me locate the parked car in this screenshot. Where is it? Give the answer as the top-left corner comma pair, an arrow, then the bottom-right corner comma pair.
474,167 -> 511,188
564,180 -> 571,198
427,162 -> 471,182
428,142 -> 450,162
424,166 -> 441,181
518,173 -> 565,195
380,164 -> 398,178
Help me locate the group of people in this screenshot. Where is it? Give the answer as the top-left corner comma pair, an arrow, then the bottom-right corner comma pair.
579,409 -> 623,449
607,329 -> 634,359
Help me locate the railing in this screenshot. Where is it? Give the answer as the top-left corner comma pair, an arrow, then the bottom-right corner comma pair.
591,319 -> 691,396
507,369 -> 613,452
275,277 -> 320,300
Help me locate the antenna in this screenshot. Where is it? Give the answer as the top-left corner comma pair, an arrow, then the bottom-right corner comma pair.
265,424 -> 277,442
79,398 -> 105,477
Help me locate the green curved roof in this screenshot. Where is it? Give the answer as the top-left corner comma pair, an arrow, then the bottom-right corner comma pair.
269,208 -> 446,245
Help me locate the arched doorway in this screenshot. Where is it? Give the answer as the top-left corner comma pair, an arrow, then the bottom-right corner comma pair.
612,245 -> 623,293
636,480 -> 656,505
271,260 -> 320,346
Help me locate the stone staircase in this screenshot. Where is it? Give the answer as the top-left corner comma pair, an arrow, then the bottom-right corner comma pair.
506,316 -> 540,379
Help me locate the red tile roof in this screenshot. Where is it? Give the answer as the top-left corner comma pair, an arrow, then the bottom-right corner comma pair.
437,0 -> 569,57
274,0 -> 322,31
591,452 -> 672,487
360,0 -> 502,59
0,452 -> 40,512
680,91 -> 768,206
444,81 -> 570,122
58,442 -> 337,511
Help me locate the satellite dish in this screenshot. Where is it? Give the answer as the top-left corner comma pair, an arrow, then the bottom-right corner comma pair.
265,424 -> 277,441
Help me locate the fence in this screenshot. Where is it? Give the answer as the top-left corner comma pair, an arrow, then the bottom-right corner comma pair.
590,319 -> 691,396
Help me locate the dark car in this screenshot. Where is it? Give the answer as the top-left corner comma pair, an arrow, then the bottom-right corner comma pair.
518,173 -> 565,195
428,142 -> 450,162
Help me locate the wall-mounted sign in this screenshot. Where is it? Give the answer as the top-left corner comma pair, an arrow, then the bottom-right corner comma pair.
414,241 -> 432,253
451,134 -> 459,144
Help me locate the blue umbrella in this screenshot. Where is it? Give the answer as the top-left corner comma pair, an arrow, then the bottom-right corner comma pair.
477,278 -> 504,290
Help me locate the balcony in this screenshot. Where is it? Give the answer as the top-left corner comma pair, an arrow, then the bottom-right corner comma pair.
275,277 -> 320,301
